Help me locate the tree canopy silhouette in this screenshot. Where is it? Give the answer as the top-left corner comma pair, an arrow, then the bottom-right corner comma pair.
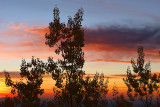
44,7 -> 109,107
45,7 -> 85,107
82,73 -> 109,107
111,83 -> 132,107
4,57 -> 45,104
123,46 -> 160,107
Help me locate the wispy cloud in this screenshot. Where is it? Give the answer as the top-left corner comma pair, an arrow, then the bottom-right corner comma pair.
95,1 -> 160,22
89,59 -> 130,64
1,22 -> 160,64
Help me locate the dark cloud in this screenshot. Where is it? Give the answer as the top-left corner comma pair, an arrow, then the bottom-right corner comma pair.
84,26 -> 160,49
21,25 -> 160,62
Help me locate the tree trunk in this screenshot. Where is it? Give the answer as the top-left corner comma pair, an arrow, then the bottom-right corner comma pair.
70,94 -> 73,107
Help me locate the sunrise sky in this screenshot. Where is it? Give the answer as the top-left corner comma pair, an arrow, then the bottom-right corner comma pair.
0,0 -> 160,76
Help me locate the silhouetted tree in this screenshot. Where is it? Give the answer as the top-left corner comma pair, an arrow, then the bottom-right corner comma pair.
45,7 -> 85,107
123,46 -> 160,107
111,83 -> 132,107
4,57 -> 45,106
45,7 -> 110,107
83,73 -> 109,107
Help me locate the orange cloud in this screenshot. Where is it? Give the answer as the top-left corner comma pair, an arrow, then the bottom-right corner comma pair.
1,22 -> 160,72
24,41 -> 32,43
25,27 -> 49,35
89,59 -> 130,64
22,25 -> 160,64
7,22 -> 28,30
10,26 -> 20,30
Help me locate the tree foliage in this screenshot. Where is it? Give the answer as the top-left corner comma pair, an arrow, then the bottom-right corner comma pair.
45,7 -> 85,106
123,46 -> 160,106
111,83 -> 132,107
83,73 -> 109,107
5,57 -> 45,103
45,7 -> 109,107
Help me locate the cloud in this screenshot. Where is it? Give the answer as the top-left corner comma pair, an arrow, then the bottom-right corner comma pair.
83,26 -> 160,62
89,59 -> 130,64
10,26 -> 20,30
7,22 -> 27,30
25,27 -> 49,35
84,26 -> 160,48
109,72 -> 160,80
95,1 -> 160,22
1,22 -> 160,64
24,41 -> 32,43
20,24 -> 160,63
0,23 -> 55,61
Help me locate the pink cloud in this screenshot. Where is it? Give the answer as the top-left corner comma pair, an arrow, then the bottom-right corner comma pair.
1,22 -> 160,65
10,26 -> 20,30
25,27 -> 49,35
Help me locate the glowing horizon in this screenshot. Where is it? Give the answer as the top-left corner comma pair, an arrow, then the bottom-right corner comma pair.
0,1 -> 160,103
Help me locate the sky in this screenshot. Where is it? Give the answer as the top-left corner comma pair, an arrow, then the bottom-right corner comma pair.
0,0 -> 160,76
